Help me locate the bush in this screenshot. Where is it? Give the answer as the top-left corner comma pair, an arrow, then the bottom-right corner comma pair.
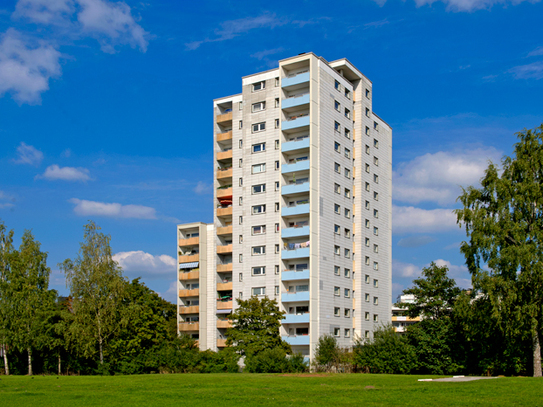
313,335 -> 340,372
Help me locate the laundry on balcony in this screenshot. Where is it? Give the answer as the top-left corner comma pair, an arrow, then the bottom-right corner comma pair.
284,241 -> 310,250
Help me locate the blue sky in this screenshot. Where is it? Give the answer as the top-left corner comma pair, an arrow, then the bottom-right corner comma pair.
0,0 -> 542,303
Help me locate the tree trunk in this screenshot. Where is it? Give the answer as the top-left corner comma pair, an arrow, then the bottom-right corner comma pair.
58,353 -> 61,376
2,344 -> 9,375
534,330 -> 542,377
99,338 -> 103,365
27,348 -> 32,376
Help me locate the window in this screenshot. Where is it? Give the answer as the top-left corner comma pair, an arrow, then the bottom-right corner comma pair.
275,118 -> 279,128
374,297 -> 379,305
252,142 -> 265,153
252,163 -> 266,174
334,327 -> 341,337
344,268 -> 351,278
365,219 -> 370,229
345,308 -> 351,318
334,204 -> 340,214
373,227 -> 379,236
252,122 -> 266,132
239,254 -> 243,262
334,245 -> 340,255
374,244 -> 379,253
365,163 -> 370,173
334,121 -> 341,132
365,275 -> 370,284
344,208 -> 351,218
365,108 -> 370,118
335,162 -> 341,173
275,160 -> 279,170
239,216 -> 243,224
373,262 -> 379,271
239,177 -> 243,186
252,184 -> 266,194
334,224 -> 340,234
239,292 -> 243,299
275,202 -> 280,212
365,293 -> 370,302
239,101 -> 243,110
239,158 -> 243,167
275,265 -> 279,274
239,273 -> 243,282
344,288 -> 351,298
374,156 -> 379,166
275,181 -> 280,191
252,266 -> 265,276
253,81 -> 265,91
334,307 -> 340,316
374,209 -> 379,218
252,246 -> 266,255
275,223 -> 279,233
374,138 -> 379,148
252,102 -> 265,112
344,248 -> 350,258
334,80 -> 340,90
275,139 -> 279,149
344,188 -> 351,198
365,312 -> 370,321
252,204 -> 266,214
275,77 -> 279,87
373,279 -> 379,288
344,328 -> 351,338
345,148 -> 350,159
334,142 -> 340,152
344,168 -> 351,179
365,238 -> 370,247
334,286 -> 340,296
334,183 -> 341,194
365,200 -> 370,210
345,129 -> 351,139
252,286 -> 266,295
366,88 -> 370,99
275,285 -> 279,296
252,225 -> 266,235
345,88 -> 351,99
345,108 -> 350,119
344,228 -> 351,238
365,144 -> 370,154
374,192 -> 379,201
365,126 -> 370,136
334,100 -> 340,111
239,197 -> 243,206
239,120 -> 243,129
275,244 -> 280,253
365,256 -> 370,266
365,182 -> 370,192
374,174 -> 379,183
374,121 -> 379,131
365,330 -> 370,339
373,314 -> 378,322
334,266 -> 341,276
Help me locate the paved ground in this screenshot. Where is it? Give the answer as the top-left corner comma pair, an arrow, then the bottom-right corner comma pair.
419,376 -> 500,382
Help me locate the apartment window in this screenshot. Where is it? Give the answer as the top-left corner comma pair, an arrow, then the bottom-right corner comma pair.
365,330 -> 370,339
252,225 -> 266,235
374,227 -> 379,236
374,121 -> 379,131
275,181 -> 280,191
345,88 -> 351,99
275,160 -> 279,170
252,122 -> 266,133
365,108 -> 370,118
374,174 -> 379,184
345,129 -> 351,139
345,148 -> 350,159
334,224 -> 340,234
373,262 -> 379,271
252,142 -> 265,153
239,292 -> 243,299
239,120 -> 243,129
344,168 -> 351,179
252,246 -> 266,255
344,228 -> 351,238
275,202 -> 280,212
239,158 -> 243,167
344,108 -> 351,119
275,118 -> 279,128
334,204 -> 340,214
344,248 -> 350,258
344,288 -> 351,298
239,273 -> 243,282
365,312 -> 370,321
239,177 -> 243,186
365,293 -> 370,302
275,244 -> 279,254
374,156 -> 379,166
252,266 -> 266,276
334,80 -> 340,90
334,245 -> 340,255
334,183 -> 341,194
334,100 -> 340,111
252,102 -> 265,112
365,200 -> 370,210
335,162 -> 341,173
374,138 -> 379,148
365,182 -> 370,192
374,297 -> 379,305
344,208 -> 351,218
252,163 -> 266,174
333,327 -> 341,337
334,121 -> 341,132
334,286 -> 340,296
334,266 -> 341,276
334,307 -> 340,316
275,265 -> 280,274
275,223 -> 279,233
275,285 -> 279,296
365,274 -> 370,284
239,254 -> 243,263
373,314 -> 378,322
239,216 -> 243,224
374,209 -> 379,218
345,308 -> 351,318
366,88 -> 370,99
365,256 -> 370,266
344,188 -> 351,198
344,268 -> 351,278
365,163 -> 370,173
374,244 -> 379,253
275,98 -> 279,108
239,235 -> 243,243
252,184 -> 266,194
365,219 -> 370,229
275,139 -> 279,149
239,197 -> 243,206
239,101 -> 243,110
275,77 -> 279,87
252,204 -> 266,214
253,81 -> 265,91
374,279 -> 379,288
365,238 -> 370,247
365,126 -> 370,136
334,141 -> 340,153
252,286 -> 266,296
374,192 -> 379,201
365,145 -> 370,154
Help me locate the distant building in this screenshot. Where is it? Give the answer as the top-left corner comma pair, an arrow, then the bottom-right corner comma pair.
391,294 -> 420,333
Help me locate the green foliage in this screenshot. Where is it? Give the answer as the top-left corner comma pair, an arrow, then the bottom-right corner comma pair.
227,296 -> 290,357
245,348 -> 308,373
313,334 -> 340,371
354,325 -> 416,374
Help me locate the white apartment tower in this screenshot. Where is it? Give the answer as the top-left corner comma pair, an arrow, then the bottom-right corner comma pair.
177,53 -> 392,359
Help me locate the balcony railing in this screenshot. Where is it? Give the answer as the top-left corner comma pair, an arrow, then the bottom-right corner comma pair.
217,168 -> 233,179
281,71 -> 310,88
217,263 -> 233,272
282,225 -> 310,238
217,281 -> 233,291
179,270 -> 200,281
179,305 -> 199,314
179,322 -> 199,331
216,320 -> 232,329
282,269 -> 310,281
217,300 -> 233,310
178,236 -> 199,247
283,313 -> 310,324
179,253 -> 199,263
216,206 -> 232,217
217,150 -> 232,161
216,112 -> 232,124
179,288 -> 199,297
217,244 -> 233,254
217,187 -> 233,199
216,130 -> 233,142
217,225 -> 233,235
216,338 -> 228,347
282,335 -> 310,346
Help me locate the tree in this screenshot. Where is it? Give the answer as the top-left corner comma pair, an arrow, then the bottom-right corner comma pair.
313,334 -> 340,371
456,124 -> 543,377
0,221 -> 14,375
397,262 -> 461,320
226,296 -> 290,357
59,221 -> 127,367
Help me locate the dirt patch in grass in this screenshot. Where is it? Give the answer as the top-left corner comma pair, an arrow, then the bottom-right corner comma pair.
281,373 -> 331,377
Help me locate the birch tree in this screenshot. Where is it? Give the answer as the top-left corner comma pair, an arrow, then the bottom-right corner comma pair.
0,221 -> 14,375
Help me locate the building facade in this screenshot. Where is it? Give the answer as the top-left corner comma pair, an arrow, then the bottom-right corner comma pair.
177,53 -> 392,359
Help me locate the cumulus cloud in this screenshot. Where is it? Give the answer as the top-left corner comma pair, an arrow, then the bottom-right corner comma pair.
0,29 -> 62,104
69,198 -> 157,219
433,259 -> 471,288
509,61 -> 543,80
12,141 -> 44,166
113,250 -> 175,280
393,259 -> 421,278
194,181 -> 211,194
393,148 -> 501,206
393,205 -> 458,234
397,235 -> 436,248
13,0 -> 75,25
37,164 -> 91,181
373,0 -> 539,12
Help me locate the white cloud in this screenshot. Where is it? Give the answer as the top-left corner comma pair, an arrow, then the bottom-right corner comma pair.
12,141 -> 44,166
393,259 -> 421,278
509,61 -> 543,80
113,250 -> 175,280
37,164 -> 91,181
0,29 -> 62,104
194,181 -> 211,194
528,46 -> 543,57
373,0 -> 540,12
13,0 -> 75,25
0,190 -> 15,209
69,198 -> 157,219
61,148 -> 71,158
433,259 -> 471,288
393,147 -> 501,205
393,205 -> 459,234
159,281 -> 178,303
251,47 -> 284,61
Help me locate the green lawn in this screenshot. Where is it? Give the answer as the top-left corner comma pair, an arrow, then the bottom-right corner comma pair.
0,373 -> 539,407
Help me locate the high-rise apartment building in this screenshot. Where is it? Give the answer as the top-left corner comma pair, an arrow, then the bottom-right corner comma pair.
177,53 -> 391,359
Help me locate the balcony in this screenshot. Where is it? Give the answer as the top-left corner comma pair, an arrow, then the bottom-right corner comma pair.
281,71 -> 310,88
217,244 -> 233,254
217,187 -> 233,199
216,112 -> 232,124
282,93 -> 310,110
282,335 -> 310,346
217,320 -> 232,329
283,313 -> 310,324
217,281 -> 233,291
282,269 -> 310,281
217,168 -> 233,180
217,263 -> 233,272
179,305 -> 199,314
179,253 -> 199,263
217,150 -> 232,161
281,291 -> 310,302
282,160 -> 310,174
217,225 -> 233,235
217,338 -> 228,347
216,130 -> 233,142
179,288 -> 199,297
282,225 -> 310,239
282,247 -> 310,260
282,182 -> 310,196
179,270 -> 199,281
217,300 -> 233,310
217,206 -> 232,217
282,137 -> 310,153
179,322 -> 199,332
282,115 -> 310,132
178,236 -> 199,247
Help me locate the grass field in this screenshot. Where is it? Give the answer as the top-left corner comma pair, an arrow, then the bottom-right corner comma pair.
0,373 -> 540,407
